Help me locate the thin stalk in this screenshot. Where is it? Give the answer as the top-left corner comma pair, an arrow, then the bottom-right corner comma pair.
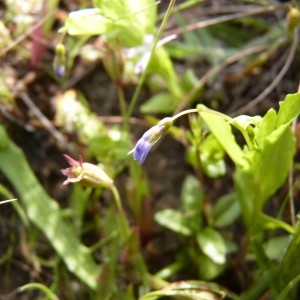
125,0 -> 176,126
288,120 -> 297,227
0,198 -> 17,205
171,108 -> 198,121
117,85 -> 127,119
172,107 -> 232,124
110,185 -> 130,239
157,0 -> 202,21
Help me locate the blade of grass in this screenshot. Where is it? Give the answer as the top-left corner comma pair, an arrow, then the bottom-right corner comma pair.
0,126 -> 99,289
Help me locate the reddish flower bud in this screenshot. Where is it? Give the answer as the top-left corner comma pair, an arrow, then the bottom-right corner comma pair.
61,154 -> 113,188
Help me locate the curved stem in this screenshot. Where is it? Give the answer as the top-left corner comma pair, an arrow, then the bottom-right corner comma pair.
110,185 -> 130,238
171,108 -> 198,122
171,106 -> 232,123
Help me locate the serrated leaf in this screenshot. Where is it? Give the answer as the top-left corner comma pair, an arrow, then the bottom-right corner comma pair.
155,209 -> 192,236
197,228 -> 226,265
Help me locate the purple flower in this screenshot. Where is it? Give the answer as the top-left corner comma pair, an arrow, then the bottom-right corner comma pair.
131,138 -> 152,164
53,43 -> 66,79
128,117 -> 173,164
55,65 -> 65,79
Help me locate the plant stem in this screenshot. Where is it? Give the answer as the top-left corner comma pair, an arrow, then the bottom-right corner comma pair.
171,108 -> 198,122
117,85 -> 127,120
125,0 -> 176,125
172,106 -> 233,123
110,185 -> 130,239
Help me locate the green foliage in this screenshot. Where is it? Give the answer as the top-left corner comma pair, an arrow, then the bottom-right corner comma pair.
276,221 -> 300,298
20,283 -> 59,300
186,116 -> 226,178
198,93 -> 300,234
64,0 -> 156,46
0,126 -> 99,289
196,227 -> 226,265
155,175 -> 230,280
212,192 -> 240,228
154,175 -> 204,237
2,0 -> 300,299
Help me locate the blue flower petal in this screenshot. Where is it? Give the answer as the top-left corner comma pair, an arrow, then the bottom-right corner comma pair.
133,139 -> 152,164
55,65 -> 65,79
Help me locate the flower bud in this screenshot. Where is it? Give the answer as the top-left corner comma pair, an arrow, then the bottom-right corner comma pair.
128,117 -> 173,164
287,6 -> 300,34
53,43 -> 66,79
61,154 -> 113,188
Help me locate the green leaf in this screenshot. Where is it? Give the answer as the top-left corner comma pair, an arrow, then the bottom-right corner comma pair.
200,134 -> 226,178
212,193 -> 241,228
234,93 -> 300,231
140,92 -> 177,114
155,209 -> 192,236
181,175 -> 204,232
259,213 -> 295,234
196,227 -> 226,265
148,47 -> 183,98
198,254 -> 226,280
64,0 -> 157,47
264,235 -> 291,261
233,168 -> 256,229
93,0 -> 156,35
197,105 -> 246,168
64,8 -> 114,36
276,93 -> 300,127
251,123 -> 295,203
276,221 -> 300,299
0,126 -> 99,289
253,108 -> 277,149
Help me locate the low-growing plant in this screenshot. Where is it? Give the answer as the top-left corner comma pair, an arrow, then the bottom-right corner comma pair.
1,0 -> 300,299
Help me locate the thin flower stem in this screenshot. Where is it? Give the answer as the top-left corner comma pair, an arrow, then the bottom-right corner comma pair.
110,185 -> 130,238
171,108 -> 198,121
171,107 -> 232,123
117,85 -> 127,119
288,115 -> 297,227
110,185 -> 122,212
0,198 -> 17,205
125,0 -> 176,126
